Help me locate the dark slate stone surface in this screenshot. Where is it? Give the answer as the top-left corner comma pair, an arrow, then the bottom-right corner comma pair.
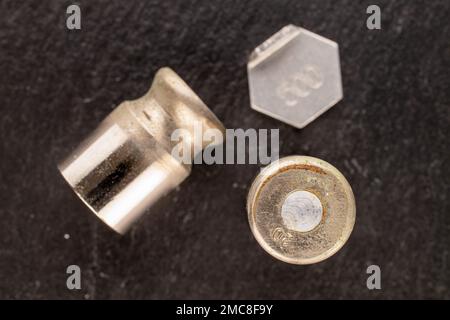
0,0 -> 448,299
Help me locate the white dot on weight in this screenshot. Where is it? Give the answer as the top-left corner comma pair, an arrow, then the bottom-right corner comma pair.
281,190 -> 323,232
64,234 -> 70,240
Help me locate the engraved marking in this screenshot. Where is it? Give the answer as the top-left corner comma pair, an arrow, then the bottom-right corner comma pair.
276,65 -> 324,106
272,227 -> 295,252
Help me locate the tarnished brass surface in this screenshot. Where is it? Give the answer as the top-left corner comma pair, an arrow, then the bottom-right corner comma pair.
247,156 -> 356,264
58,67 -> 224,234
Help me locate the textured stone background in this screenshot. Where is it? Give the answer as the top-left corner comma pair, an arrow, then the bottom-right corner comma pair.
0,0 -> 448,299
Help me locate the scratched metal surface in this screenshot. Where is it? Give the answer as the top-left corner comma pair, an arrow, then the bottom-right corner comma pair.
0,0 -> 449,299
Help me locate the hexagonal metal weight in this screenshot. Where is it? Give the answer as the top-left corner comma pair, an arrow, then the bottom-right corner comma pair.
247,25 -> 343,129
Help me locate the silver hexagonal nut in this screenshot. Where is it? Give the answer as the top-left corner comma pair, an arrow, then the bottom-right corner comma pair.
248,25 -> 343,129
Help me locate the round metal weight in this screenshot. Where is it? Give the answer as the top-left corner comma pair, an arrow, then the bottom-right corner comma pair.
247,156 -> 356,265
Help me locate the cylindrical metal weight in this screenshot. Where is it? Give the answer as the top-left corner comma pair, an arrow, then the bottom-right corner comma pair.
58,67 -> 225,234
247,156 -> 356,264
